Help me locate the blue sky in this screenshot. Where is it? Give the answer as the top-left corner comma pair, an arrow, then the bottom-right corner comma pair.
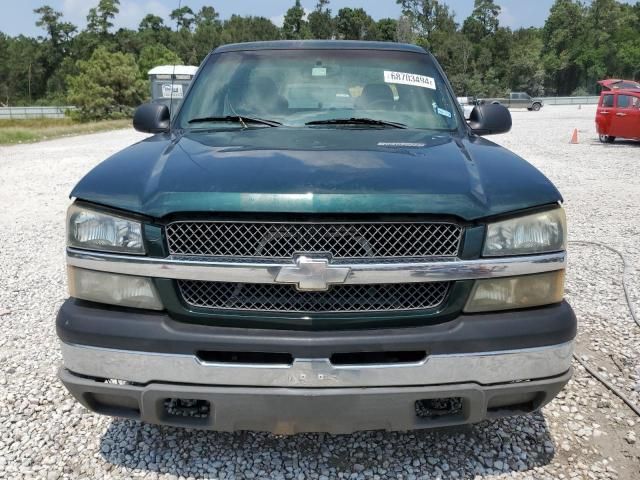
0,1 -> 626,37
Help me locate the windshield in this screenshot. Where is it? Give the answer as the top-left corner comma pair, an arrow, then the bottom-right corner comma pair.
176,49 -> 460,131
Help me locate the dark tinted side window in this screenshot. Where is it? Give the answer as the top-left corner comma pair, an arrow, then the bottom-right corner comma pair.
619,81 -> 640,89
602,94 -> 614,108
617,95 -> 631,108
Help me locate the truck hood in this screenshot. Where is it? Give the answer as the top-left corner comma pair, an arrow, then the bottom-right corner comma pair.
71,128 -> 561,221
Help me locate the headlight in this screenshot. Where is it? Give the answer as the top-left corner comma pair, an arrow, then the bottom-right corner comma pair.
483,208 -> 566,256
464,270 -> 565,313
67,204 -> 145,254
68,267 -> 163,310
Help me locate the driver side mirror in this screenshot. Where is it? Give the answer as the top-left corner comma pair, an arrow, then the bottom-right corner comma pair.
133,103 -> 170,134
468,104 -> 512,136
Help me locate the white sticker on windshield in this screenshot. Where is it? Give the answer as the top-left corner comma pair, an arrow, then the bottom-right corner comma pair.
437,107 -> 452,118
312,67 -> 327,77
384,71 -> 436,90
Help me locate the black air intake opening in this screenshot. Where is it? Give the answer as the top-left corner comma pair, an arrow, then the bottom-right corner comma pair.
415,397 -> 464,420
163,398 -> 211,419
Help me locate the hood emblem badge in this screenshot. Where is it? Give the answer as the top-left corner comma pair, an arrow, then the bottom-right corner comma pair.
275,256 -> 351,292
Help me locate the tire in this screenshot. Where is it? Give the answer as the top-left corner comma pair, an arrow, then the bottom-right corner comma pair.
532,103 -> 542,112
599,134 -> 616,144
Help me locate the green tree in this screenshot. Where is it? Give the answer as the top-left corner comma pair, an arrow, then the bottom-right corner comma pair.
34,6 -> 76,98
138,44 -> 182,78
139,14 -> 165,32
396,0 -> 456,47
0,33 -> 9,105
34,6 -> 76,48
576,0 -> 621,87
396,15 -> 415,43
335,8 -> 375,40
86,0 -> 120,36
445,31 -> 480,95
462,0 -> 501,42
114,28 -> 143,58
9,0 -> 639,108
542,0 -> 586,94
221,16 -> 281,44
171,30 -> 197,65
308,0 -> 334,39
399,0 -> 457,82
170,6 -> 196,31
167,7 -> 198,64
375,18 -> 398,42
196,6 -> 221,28
282,0 -> 309,39
193,6 -> 222,58
507,28 -> 545,95
0,35 -> 46,105
138,14 -> 172,46
67,46 -> 146,120
618,2 -> 640,79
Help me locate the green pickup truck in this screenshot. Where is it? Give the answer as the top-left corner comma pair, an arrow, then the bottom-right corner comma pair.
479,92 -> 545,111
57,41 -> 575,435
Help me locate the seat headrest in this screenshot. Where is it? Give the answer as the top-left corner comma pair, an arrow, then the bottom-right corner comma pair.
360,83 -> 394,104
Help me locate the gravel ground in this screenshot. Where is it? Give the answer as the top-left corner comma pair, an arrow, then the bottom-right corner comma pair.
0,105 -> 638,479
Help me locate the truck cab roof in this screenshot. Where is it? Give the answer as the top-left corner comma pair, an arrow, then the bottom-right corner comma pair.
213,40 -> 427,54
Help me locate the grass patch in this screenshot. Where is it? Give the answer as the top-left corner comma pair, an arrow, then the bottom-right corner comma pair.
0,118 -> 132,145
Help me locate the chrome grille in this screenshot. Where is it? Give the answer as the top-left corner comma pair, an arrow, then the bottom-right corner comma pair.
178,280 -> 450,313
166,221 -> 463,259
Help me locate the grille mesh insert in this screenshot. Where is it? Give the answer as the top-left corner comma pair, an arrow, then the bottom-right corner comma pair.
166,221 -> 463,259
178,281 -> 450,313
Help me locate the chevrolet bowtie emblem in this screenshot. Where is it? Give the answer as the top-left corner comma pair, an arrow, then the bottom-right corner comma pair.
275,256 -> 351,291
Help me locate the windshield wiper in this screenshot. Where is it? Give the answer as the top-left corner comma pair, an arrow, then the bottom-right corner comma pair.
305,118 -> 408,129
188,115 -> 282,127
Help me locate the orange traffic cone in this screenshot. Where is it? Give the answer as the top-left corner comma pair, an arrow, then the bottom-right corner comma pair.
570,128 -> 579,144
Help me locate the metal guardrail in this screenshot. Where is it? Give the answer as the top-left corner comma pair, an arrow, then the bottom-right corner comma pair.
0,106 -> 77,120
540,96 -> 600,105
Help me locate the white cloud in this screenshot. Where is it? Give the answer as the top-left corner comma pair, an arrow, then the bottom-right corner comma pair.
270,14 -> 285,27
498,6 -> 517,29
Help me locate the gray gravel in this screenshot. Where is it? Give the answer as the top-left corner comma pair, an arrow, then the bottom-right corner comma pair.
0,106 -> 639,479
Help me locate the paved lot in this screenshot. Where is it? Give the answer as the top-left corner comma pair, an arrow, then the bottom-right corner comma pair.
0,106 -> 638,479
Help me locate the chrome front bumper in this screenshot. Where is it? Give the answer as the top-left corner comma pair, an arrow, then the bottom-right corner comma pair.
60,340 -> 573,388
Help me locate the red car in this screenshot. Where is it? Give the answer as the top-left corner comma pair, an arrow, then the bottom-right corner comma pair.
596,87 -> 640,143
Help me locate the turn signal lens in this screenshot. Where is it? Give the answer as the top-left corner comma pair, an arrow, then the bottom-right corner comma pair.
464,270 -> 565,313
68,267 -> 163,310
